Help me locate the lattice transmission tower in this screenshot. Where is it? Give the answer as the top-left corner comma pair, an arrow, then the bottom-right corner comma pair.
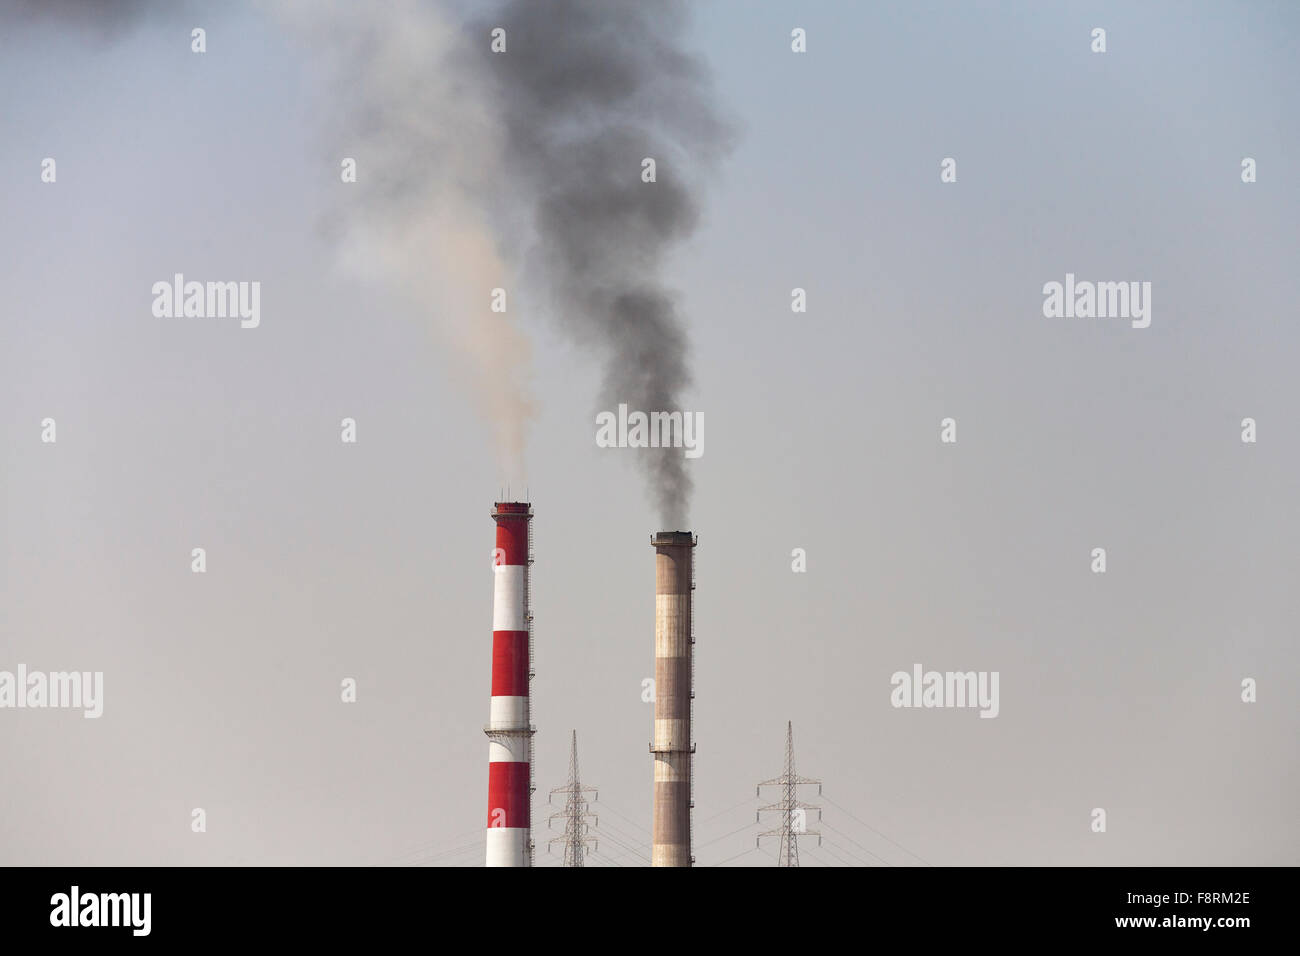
756,721 -> 821,867
547,730 -> 598,866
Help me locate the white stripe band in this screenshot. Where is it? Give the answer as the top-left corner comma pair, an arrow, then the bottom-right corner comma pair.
488,736 -> 530,763
493,565 -> 526,631
488,695 -> 528,730
485,827 -> 529,867
654,718 -> 689,751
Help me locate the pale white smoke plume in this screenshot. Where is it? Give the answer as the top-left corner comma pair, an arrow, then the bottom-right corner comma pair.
267,0 -> 535,474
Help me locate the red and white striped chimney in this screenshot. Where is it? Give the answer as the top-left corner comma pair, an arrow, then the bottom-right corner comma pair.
485,501 -> 533,867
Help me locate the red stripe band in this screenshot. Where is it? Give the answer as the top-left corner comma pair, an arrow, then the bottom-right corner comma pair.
487,762 -> 530,828
491,631 -> 530,696
493,518 -> 529,566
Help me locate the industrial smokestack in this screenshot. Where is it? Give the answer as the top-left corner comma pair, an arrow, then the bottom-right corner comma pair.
486,502 -> 534,867
650,530 -> 696,866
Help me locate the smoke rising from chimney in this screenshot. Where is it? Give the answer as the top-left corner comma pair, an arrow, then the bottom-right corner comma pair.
270,0 -> 536,474
479,0 -> 732,527
2,0 -> 196,37
11,0 -> 730,518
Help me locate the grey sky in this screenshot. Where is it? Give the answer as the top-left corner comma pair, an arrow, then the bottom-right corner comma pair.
2,1 -> 1297,866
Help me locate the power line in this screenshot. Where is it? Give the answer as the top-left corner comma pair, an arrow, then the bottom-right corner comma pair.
369,824 -> 485,867
696,819 -> 760,851
818,835 -> 890,867
797,847 -> 831,867
404,841 -> 484,866
592,799 -> 652,839
709,845 -> 763,867
819,820 -> 895,866
697,794 -> 760,828
821,791 -> 933,867
588,820 -> 650,864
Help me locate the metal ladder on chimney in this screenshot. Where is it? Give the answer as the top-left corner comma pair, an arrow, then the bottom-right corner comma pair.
689,534 -> 697,866
525,513 -> 536,867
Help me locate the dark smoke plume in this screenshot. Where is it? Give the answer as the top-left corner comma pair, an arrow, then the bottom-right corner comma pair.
7,0 -> 731,524
480,0 -> 732,527
3,0 -> 193,35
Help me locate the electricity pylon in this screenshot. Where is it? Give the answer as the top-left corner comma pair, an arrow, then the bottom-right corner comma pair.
756,721 -> 821,867
547,730 -> 598,866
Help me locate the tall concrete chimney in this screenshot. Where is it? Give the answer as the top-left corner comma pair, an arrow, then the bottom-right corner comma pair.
486,502 -> 533,867
650,531 -> 695,867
